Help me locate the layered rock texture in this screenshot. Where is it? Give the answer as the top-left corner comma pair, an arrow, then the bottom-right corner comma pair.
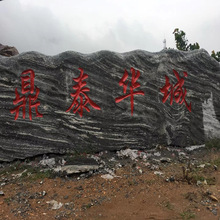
0,49 -> 220,161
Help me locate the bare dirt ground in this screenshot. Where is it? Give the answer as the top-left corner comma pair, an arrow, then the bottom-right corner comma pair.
0,146 -> 220,220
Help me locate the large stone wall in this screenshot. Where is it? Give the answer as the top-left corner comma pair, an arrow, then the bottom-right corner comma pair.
0,49 -> 220,161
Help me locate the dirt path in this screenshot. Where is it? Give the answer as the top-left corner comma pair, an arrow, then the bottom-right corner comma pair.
0,148 -> 220,220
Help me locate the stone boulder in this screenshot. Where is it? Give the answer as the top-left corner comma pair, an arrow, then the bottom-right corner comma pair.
0,43 -> 19,57
0,49 -> 219,161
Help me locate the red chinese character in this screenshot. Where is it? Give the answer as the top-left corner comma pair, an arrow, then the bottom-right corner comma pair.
66,68 -> 101,117
160,69 -> 191,112
10,69 -> 43,120
115,67 -> 145,115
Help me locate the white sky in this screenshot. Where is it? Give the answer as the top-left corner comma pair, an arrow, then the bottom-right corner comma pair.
0,0 -> 219,55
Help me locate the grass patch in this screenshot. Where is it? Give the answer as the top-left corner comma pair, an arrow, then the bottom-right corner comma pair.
191,174 -> 205,182
205,138 -> 220,149
0,162 -> 55,182
144,179 -> 156,185
206,177 -> 216,185
182,161 -> 216,185
21,167 -> 54,181
81,203 -> 92,210
212,157 -> 220,167
161,201 -> 173,210
4,197 -> 13,205
180,210 -> 195,219
128,179 -> 138,186
184,192 -> 197,202
0,161 -> 22,176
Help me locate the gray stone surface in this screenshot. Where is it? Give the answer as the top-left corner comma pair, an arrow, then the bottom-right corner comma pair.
0,49 -> 220,161
54,165 -> 99,174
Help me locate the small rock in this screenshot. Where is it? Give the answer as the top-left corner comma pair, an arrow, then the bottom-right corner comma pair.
39,158 -> 55,168
209,195 -> 218,202
101,174 -> 114,180
47,200 -> 63,210
109,157 -> 116,162
142,154 -> 147,160
154,152 -> 161,157
55,164 -> 99,175
138,169 -> 143,174
0,191 -> 4,196
74,185 -> 83,191
150,165 -> 159,170
197,180 -> 202,186
186,144 -> 205,151
197,164 -> 205,168
12,169 -> 27,178
143,162 -> 150,167
178,152 -> 186,156
166,176 -> 175,182
116,163 -> 122,168
59,159 -> 66,166
160,157 -> 171,163
214,165 -> 218,171
154,171 -> 163,176
117,149 -> 139,160
211,208 -> 218,216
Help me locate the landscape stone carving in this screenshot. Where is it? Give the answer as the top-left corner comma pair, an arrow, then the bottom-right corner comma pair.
0,48 -> 219,161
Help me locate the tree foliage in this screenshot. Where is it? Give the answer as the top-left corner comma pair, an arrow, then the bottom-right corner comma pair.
173,28 -> 200,51
173,28 -> 220,62
211,50 -> 220,62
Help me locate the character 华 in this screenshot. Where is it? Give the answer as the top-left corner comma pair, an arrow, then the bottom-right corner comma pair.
115,67 -> 145,115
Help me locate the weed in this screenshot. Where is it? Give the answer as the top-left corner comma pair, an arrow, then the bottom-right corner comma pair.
180,210 -> 195,219
212,157 -> 220,167
181,160 -> 216,185
144,179 -> 156,185
26,169 -> 54,181
4,197 -> 12,205
128,179 -> 138,186
0,162 -> 54,182
161,201 -> 173,210
0,161 -> 22,176
184,192 -> 197,202
205,138 -> 220,149
182,161 -> 193,184
81,203 -> 92,210
206,177 -> 216,185
191,174 -> 205,182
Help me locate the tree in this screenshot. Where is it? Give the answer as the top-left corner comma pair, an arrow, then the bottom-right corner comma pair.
173,28 -> 219,62
173,28 -> 200,51
188,42 -> 200,50
211,50 -> 220,62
